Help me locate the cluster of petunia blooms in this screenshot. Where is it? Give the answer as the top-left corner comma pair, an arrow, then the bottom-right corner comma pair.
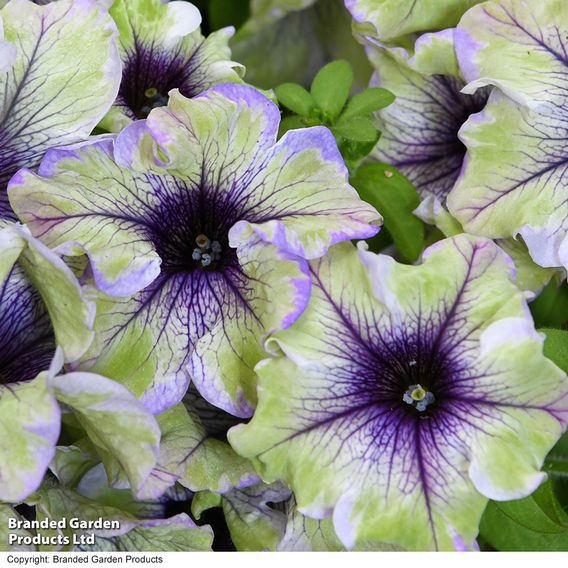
0,0 -> 568,553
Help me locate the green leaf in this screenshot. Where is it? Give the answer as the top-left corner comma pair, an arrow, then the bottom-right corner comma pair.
530,281 -> 568,328
542,328 -> 568,374
479,481 -> 568,551
310,60 -> 353,121
275,83 -> 315,117
278,115 -> 308,138
341,88 -> 395,120
351,164 -> 424,262
338,138 -> 380,173
332,116 -> 379,143
209,0 -> 250,31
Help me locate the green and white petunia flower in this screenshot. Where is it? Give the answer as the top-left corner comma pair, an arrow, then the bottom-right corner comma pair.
101,0 -> 244,132
229,235 -> 568,550
9,84 -> 380,418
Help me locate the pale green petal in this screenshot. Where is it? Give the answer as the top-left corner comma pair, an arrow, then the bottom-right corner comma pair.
447,90 -> 568,274
277,496 -> 345,551
50,445 -> 100,490
191,482 -> 291,551
347,0 -> 484,44
457,0 -> 568,109
0,223 -> 94,363
497,238 -> 557,294
278,496 -> 403,551
50,370 -> 160,497
17,228 -> 95,363
76,514 -> 213,552
222,482 -> 290,551
0,223 -> 24,285
367,28 -> 461,78
9,138 -> 162,298
414,199 -> 555,294
29,484 -> 213,552
0,374 -> 60,502
155,401 -> 259,494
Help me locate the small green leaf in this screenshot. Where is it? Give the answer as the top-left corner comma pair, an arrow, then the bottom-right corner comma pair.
479,481 -> 568,551
310,60 -> 353,121
351,164 -> 424,262
332,116 -> 379,143
275,83 -> 315,117
341,88 -> 395,120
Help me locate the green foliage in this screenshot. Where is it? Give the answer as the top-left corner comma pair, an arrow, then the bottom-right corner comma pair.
208,0 -> 250,31
351,164 -> 424,263
274,83 -> 314,117
275,60 -> 394,172
542,328 -> 568,374
310,60 -> 353,121
531,281 -> 568,328
479,481 -> 568,551
341,88 -> 396,120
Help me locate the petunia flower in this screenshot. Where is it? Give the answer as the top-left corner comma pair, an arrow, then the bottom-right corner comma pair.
8,84 -> 381,418
230,0 -> 372,90
365,30 -> 489,209
0,0 -> 120,219
447,0 -> 568,277
101,0 -> 244,132
229,235 -> 568,551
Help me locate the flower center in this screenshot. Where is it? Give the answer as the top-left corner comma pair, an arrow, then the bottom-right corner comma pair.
119,48 -> 195,120
191,234 -> 223,269
139,87 -> 169,118
0,267 -> 56,385
403,384 -> 435,412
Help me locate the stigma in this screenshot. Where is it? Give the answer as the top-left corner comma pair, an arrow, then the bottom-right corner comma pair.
403,384 -> 435,412
192,234 -> 222,268
141,87 -> 169,116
